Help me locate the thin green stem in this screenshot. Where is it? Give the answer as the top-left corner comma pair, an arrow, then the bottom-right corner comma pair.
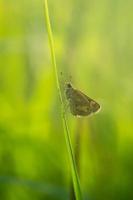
43,1 -> 82,200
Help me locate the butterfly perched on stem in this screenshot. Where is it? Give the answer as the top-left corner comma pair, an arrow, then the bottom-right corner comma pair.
65,83 -> 101,117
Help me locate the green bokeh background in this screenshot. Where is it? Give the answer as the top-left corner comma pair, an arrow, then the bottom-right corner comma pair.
0,0 -> 133,200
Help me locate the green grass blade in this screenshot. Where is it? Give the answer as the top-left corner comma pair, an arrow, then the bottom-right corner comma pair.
43,1 -> 82,200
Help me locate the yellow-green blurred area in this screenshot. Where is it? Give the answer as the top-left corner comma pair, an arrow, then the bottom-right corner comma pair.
0,0 -> 133,199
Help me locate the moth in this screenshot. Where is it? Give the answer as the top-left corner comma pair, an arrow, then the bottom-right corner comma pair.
65,83 -> 101,116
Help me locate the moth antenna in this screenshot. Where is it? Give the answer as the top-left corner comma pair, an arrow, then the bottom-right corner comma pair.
68,74 -> 73,83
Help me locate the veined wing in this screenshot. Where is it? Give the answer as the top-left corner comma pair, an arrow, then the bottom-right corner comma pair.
72,88 -> 92,105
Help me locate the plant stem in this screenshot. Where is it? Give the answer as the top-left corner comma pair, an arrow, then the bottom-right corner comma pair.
43,1 -> 82,200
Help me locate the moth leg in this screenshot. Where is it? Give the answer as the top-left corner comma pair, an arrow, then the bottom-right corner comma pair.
63,101 -> 69,113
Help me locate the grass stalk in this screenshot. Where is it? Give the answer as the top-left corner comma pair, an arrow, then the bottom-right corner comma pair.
43,1 -> 82,200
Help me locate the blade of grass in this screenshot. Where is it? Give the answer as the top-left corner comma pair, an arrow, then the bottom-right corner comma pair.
43,1 -> 82,200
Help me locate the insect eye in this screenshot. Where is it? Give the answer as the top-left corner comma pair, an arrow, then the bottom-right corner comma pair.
66,83 -> 72,88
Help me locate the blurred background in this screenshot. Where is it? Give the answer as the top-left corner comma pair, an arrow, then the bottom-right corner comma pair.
0,0 -> 133,199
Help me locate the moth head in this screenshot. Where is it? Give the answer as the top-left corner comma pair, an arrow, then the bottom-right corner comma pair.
65,82 -> 73,99
66,83 -> 72,89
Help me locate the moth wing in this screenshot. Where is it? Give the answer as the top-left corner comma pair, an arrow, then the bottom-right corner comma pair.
77,90 -> 100,109
76,90 -> 94,102
69,103 -> 91,116
69,89 -> 100,116
72,89 -> 91,105
69,89 -> 92,116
